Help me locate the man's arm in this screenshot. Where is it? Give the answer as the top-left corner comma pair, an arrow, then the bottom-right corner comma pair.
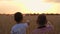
26,20 -> 30,26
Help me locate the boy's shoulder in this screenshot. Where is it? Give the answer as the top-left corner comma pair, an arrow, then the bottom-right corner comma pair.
12,23 -> 28,29
11,24 -> 18,29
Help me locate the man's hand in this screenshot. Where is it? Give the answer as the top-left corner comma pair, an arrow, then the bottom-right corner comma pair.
26,20 -> 30,25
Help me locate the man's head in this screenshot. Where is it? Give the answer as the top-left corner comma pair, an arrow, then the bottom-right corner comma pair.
37,14 -> 47,26
14,12 -> 23,23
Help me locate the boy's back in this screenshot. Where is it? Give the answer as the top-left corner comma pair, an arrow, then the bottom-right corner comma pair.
11,23 -> 28,34
11,12 -> 30,34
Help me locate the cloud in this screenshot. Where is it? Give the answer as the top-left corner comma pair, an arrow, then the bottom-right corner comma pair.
0,0 -> 13,1
44,0 -> 60,3
0,0 -> 10,1
52,0 -> 60,2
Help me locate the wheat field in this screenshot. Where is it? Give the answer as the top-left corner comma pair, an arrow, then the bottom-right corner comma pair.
0,14 -> 60,34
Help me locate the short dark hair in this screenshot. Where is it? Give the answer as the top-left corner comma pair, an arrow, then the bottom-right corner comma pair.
14,12 -> 23,23
37,14 -> 47,26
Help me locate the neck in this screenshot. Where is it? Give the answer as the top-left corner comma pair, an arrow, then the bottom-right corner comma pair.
38,25 -> 46,29
16,22 -> 21,24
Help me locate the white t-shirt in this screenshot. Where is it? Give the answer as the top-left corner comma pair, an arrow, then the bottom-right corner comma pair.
11,23 -> 28,34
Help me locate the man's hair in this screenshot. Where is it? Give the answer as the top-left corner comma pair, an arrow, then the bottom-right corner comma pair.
37,14 -> 47,26
14,12 -> 23,23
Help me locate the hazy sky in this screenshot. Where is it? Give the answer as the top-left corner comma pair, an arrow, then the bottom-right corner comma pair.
0,0 -> 60,14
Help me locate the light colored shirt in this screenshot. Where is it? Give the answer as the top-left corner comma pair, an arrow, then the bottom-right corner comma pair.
11,23 -> 28,34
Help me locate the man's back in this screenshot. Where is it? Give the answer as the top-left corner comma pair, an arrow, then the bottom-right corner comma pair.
11,23 -> 28,34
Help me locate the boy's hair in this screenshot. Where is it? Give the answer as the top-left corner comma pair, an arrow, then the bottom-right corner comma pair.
14,12 -> 23,23
37,14 -> 47,26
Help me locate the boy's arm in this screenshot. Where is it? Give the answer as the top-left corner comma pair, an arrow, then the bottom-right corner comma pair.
24,20 -> 30,28
26,20 -> 30,26
11,30 -> 14,34
11,27 -> 17,34
11,29 -> 18,34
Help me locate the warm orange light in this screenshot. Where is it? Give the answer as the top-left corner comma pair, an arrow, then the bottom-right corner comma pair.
0,0 -> 60,14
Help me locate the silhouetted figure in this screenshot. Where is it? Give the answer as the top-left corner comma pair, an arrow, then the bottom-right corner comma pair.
31,14 -> 54,34
11,12 -> 30,34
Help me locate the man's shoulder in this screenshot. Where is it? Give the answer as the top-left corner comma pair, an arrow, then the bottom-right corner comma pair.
12,23 -> 28,29
12,24 -> 18,29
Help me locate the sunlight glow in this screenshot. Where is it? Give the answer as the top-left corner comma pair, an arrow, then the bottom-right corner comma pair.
13,0 -> 53,14
0,0 -> 60,14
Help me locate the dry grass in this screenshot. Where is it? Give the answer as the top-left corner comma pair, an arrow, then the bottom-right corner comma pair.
0,14 -> 60,34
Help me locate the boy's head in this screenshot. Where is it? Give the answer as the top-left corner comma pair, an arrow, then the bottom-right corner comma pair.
14,12 -> 23,23
37,14 -> 47,26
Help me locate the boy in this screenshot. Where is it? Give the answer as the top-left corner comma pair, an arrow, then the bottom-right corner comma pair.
11,12 -> 30,34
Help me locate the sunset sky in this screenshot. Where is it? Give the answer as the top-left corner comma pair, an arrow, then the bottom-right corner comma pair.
0,0 -> 60,14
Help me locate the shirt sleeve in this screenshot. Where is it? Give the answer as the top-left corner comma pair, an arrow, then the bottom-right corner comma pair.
47,21 -> 55,34
47,21 -> 54,28
11,28 -> 14,34
24,23 -> 28,28
11,28 -> 21,34
11,27 -> 18,34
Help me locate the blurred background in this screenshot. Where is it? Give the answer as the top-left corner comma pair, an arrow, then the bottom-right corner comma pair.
0,0 -> 60,34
